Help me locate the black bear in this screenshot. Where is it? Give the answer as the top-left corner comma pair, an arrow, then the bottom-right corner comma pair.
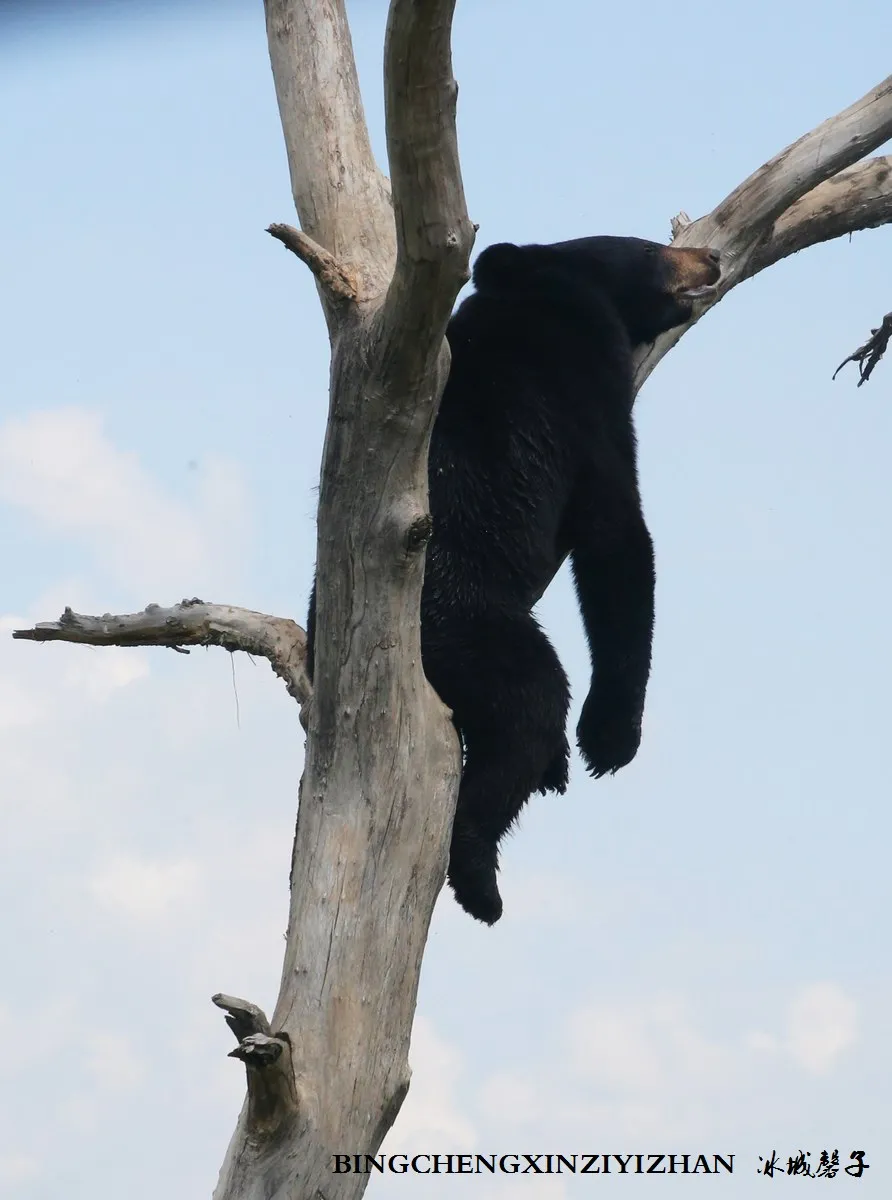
306,235 -> 721,925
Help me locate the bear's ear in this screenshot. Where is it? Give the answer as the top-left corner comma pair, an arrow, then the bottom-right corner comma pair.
472,242 -> 529,292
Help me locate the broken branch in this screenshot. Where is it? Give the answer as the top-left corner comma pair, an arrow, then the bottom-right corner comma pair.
264,0 -> 395,302
267,223 -> 358,301
832,311 -> 892,385
212,994 -> 300,1137
212,993 -> 272,1042
13,599 -> 311,706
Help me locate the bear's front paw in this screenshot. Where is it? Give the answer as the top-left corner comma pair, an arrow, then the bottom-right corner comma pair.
576,690 -> 643,779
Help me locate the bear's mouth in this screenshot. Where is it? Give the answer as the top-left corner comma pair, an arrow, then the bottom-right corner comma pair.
677,284 -> 719,301
664,244 -> 722,304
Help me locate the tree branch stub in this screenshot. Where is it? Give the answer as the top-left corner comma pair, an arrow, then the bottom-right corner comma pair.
212,993 -> 274,1042
213,995 -> 300,1141
833,311 -> 892,385
263,0 -> 396,307
267,223 -> 358,302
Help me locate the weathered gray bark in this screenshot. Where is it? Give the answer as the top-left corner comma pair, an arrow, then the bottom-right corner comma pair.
12,8 -> 892,1198
218,2 -> 475,1195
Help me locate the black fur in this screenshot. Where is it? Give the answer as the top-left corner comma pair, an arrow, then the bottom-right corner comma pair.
307,235 -> 721,924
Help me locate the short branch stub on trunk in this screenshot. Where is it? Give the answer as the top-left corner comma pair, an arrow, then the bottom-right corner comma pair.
267,222 -> 359,302
212,994 -> 300,1138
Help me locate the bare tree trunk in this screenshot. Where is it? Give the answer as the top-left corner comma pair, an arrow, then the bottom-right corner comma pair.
214,2 -> 474,1195
13,6 -> 892,1196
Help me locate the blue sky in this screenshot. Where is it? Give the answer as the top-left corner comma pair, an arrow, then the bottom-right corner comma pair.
1,2 -> 890,1197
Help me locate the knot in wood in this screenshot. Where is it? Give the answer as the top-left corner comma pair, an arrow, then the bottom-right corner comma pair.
405,513 -> 433,555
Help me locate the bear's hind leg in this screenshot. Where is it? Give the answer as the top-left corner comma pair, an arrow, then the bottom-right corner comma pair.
424,612 -> 570,924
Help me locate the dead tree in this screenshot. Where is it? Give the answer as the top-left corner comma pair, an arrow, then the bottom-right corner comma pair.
12,0 -> 892,1194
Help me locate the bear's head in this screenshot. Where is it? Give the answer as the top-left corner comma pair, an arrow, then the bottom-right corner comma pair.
473,235 -> 721,347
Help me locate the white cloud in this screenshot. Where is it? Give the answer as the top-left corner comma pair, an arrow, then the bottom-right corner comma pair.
786,982 -> 857,1075
746,1030 -> 780,1053
567,993 -> 730,1098
478,1071 -> 543,1126
0,999 -> 79,1077
480,1179 -> 569,1200
84,1033 -> 146,1093
0,617 -> 48,731
61,647 -> 150,702
535,992 -> 749,1143
0,674 -> 42,732
56,1095 -> 100,1137
469,983 -> 864,1150
0,408 -> 247,593
0,616 -> 149,737
0,1154 -> 40,1186
384,1017 -> 476,1152
89,853 -> 204,923
746,983 -> 858,1075
568,1002 -> 662,1093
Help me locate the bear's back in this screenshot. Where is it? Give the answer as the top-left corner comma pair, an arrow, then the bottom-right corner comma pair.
422,279 -> 635,615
